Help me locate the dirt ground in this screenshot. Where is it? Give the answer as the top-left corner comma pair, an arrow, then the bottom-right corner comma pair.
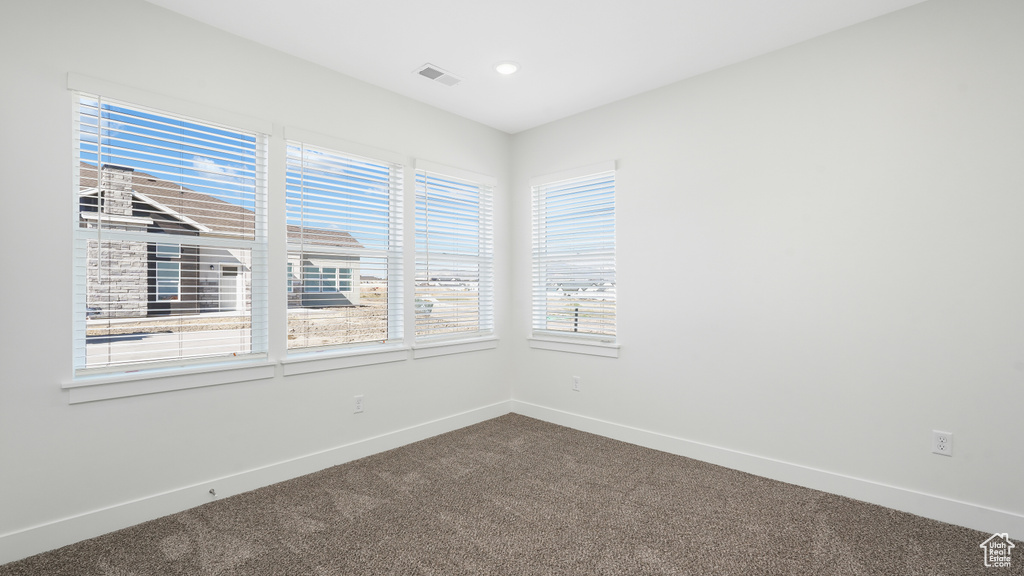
86,302 -> 474,350
286,304 -> 390,348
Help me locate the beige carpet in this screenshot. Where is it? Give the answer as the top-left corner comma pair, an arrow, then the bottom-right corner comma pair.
1,414 -> 1017,575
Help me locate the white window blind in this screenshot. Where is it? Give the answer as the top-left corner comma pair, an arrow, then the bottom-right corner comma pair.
285,142 -> 403,350
532,168 -> 616,339
415,168 -> 494,340
73,93 -> 268,374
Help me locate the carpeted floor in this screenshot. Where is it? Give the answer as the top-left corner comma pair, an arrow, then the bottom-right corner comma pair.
1,413 -> 1017,575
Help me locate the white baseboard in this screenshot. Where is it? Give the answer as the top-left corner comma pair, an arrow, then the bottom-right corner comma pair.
0,401 -> 513,565
511,400 -> 1024,538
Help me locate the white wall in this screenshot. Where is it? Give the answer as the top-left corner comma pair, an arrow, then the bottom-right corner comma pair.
511,0 -> 1024,534
0,0 -> 512,562
3,0 -> 1023,565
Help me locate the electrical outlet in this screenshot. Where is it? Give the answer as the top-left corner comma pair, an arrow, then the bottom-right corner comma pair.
572,376 -> 581,392
354,395 -> 364,414
932,430 -> 953,456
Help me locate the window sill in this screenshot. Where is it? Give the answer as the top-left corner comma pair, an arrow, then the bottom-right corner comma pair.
60,336 -> 496,402
63,358 -> 276,404
412,336 -> 498,359
528,335 -> 620,358
281,344 -> 410,376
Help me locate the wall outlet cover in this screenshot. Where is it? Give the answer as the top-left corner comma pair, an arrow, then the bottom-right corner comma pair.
932,430 -> 953,456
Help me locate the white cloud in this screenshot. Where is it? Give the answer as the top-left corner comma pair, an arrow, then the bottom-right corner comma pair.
191,155 -> 243,181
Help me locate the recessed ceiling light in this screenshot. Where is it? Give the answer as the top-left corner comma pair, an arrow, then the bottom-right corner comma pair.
495,61 -> 520,75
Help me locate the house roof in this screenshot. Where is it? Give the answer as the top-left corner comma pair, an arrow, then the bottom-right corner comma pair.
285,225 -> 363,249
80,163 -> 363,250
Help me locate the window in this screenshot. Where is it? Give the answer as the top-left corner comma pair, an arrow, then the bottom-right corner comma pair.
155,242 -> 180,259
155,262 -> 180,300
415,165 -> 494,340
531,164 -> 616,342
303,266 -> 352,293
285,141 -> 402,351
73,93 -> 267,375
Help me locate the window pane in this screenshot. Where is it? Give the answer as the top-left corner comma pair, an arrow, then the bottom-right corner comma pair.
532,170 -> 616,338
287,254 -> 391,348
285,142 -> 402,350
155,243 -> 180,258
414,170 -> 493,340
74,93 -> 267,373
77,97 -> 259,241
303,266 -> 321,292
80,240 -> 257,369
322,268 -> 337,292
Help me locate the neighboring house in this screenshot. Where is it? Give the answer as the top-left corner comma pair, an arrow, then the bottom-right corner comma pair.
80,164 -> 362,319
286,224 -> 363,308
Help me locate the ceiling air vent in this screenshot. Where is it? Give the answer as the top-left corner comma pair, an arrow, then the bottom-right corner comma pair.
415,63 -> 462,87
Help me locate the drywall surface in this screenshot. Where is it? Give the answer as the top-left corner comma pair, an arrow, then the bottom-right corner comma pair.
510,0 -> 1024,531
0,0 -> 511,561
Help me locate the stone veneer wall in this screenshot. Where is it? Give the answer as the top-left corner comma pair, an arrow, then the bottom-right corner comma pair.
86,233 -> 148,319
86,166 -> 148,319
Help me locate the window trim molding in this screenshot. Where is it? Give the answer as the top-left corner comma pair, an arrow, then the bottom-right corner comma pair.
281,344 -> 410,376
414,159 -> 497,187
528,334 -> 620,358
412,336 -> 498,359
67,73 -> 273,135
283,126 -> 405,167
530,160 -> 616,188
62,358 -> 276,404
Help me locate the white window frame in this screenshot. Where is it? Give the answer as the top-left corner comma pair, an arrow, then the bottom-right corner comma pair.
73,93 -> 268,372
413,160 -> 496,350
529,162 -> 619,358
282,129 -> 404,359
64,74 -> 274,402
155,261 -> 181,301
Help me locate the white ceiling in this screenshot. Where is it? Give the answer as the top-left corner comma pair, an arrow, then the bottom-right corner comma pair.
144,0 -> 927,134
